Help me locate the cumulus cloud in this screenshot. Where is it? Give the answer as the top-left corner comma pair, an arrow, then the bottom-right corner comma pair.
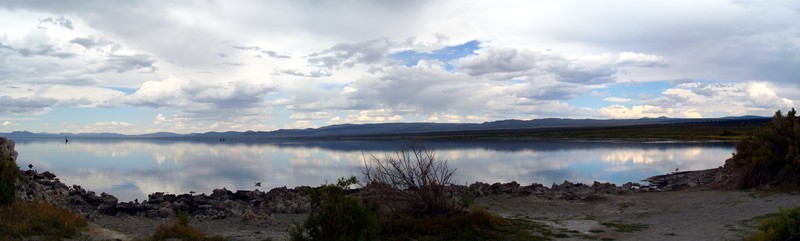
342,60 -> 498,113
454,48 -> 668,85
2,1 -> 800,133
621,81 -> 796,118
127,76 -> 276,119
331,109 -> 404,124
0,96 -> 58,115
454,48 -> 536,76
307,38 -> 400,69
598,105 -> 677,119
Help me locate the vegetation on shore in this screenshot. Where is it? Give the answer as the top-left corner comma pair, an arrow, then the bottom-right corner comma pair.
147,211 -> 227,241
346,119 -> 768,141
729,109 -> 800,189
1,156 -> 19,205
290,176 -> 380,241
746,206 -> 800,241
0,201 -> 88,239
290,145 -> 544,241
1,155 -> 90,239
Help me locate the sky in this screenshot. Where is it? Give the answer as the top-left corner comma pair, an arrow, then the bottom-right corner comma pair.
0,0 -> 798,135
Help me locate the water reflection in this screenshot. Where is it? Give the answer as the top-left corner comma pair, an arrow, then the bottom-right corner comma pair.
12,138 -> 734,201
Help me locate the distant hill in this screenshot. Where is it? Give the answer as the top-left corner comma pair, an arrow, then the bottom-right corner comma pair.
0,116 -> 771,140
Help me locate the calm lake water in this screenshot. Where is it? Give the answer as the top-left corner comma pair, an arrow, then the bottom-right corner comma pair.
11,138 -> 735,201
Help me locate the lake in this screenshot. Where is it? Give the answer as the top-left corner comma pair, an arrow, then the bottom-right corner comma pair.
11,138 -> 735,201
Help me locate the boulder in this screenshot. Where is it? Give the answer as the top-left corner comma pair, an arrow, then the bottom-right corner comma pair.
0,137 -> 18,162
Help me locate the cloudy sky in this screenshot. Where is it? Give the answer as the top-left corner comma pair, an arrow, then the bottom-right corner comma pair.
0,0 -> 798,134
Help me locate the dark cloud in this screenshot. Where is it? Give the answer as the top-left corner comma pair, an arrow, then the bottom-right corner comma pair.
0,42 -> 76,59
30,77 -> 98,86
520,82 -> 587,100
455,48 -> 536,76
0,96 -> 58,114
307,38 -> 396,69
546,64 -> 617,85
455,48 -> 673,85
98,54 -> 156,73
69,37 -> 118,51
38,16 -> 74,29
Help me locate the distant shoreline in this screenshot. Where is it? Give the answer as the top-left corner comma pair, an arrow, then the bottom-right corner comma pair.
2,116 -> 770,141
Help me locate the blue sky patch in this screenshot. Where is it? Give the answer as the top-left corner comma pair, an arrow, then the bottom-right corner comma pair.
108,87 -> 138,95
568,81 -> 678,109
389,40 -> 481,71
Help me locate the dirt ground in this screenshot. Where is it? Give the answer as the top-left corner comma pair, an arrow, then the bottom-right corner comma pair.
82,188 -> 799,241
476,189 -> 800,241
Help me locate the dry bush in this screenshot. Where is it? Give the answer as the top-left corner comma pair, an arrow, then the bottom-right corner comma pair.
362,144 -> 460,216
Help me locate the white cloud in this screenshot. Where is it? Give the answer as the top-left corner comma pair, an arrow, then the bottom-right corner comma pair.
64,121 -> 134,134
126,75 -> 276,119
616,52 -> 669,67
603,97 -> 632,103
598,105 -> 674,119
595,81 -> 796,119
1,1 -> 800,133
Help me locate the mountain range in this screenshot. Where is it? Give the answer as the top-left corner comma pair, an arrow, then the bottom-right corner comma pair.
0,116 -> 770,140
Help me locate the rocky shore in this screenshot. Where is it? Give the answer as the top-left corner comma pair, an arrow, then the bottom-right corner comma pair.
14,163 -> 729,222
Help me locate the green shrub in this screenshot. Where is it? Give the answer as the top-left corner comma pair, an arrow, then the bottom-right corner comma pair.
0,201 -> 88,239
459,186 -> 477,209
746,206 -> 800,241
290,176 -> 380,241
1,155 -> 19,205
730,108 -> 800,188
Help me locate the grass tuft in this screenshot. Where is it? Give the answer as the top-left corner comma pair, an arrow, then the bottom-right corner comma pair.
601,221 -> 649,233
381,207 -> 548,241
147,212 -> 226,241
0,201 -> 88,239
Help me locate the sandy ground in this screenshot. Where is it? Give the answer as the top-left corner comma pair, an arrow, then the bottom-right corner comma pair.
477,189 -> 800,241
82,188 -> 799,241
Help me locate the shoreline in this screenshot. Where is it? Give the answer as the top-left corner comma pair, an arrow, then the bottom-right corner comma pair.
6,136 -> 797,240
15,166 -> 727,218
16,166 -> 797,241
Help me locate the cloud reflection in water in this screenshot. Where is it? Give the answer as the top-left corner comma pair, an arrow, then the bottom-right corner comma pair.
12,138 -> 734,201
